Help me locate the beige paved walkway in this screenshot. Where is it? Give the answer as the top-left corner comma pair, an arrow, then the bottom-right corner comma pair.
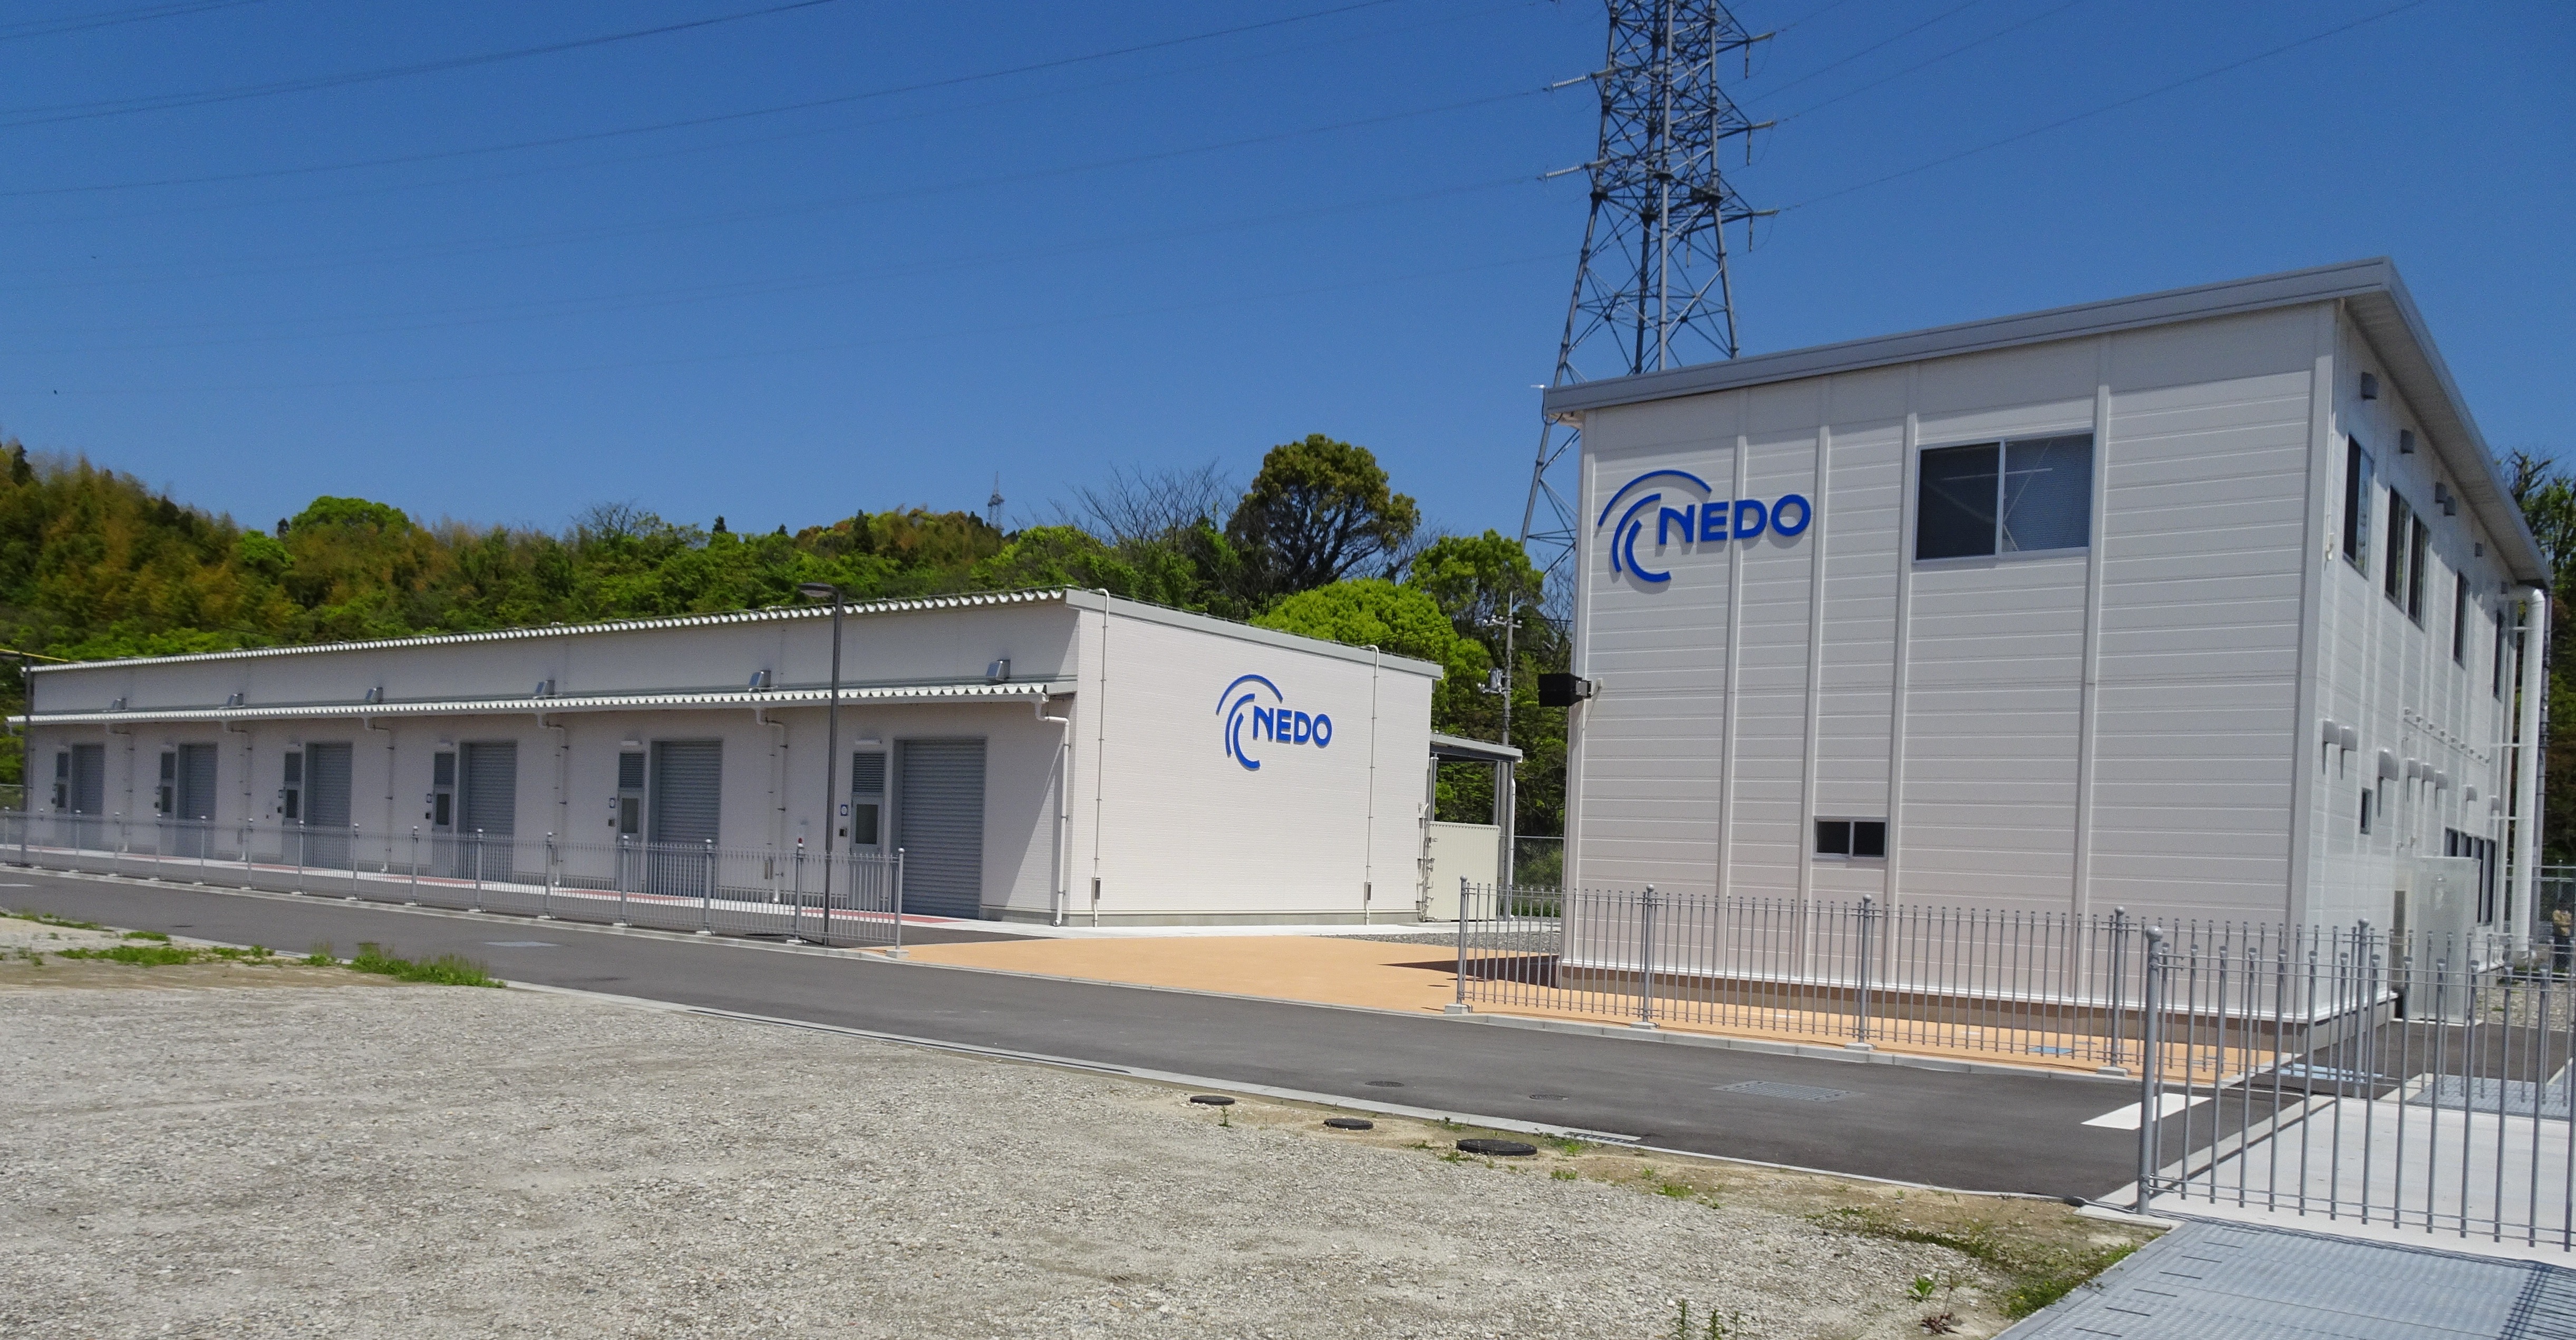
895,935 -> 2143,1077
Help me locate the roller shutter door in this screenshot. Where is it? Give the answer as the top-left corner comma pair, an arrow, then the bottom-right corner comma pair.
896,739 -> 985,919
303,743 -> 353,867
176,745 -> 218,821
459,743 -> 517,880
649,740 -> 722,896
69,744 -> 105,849
175,743 -> 218,857
70,744 -> 104,815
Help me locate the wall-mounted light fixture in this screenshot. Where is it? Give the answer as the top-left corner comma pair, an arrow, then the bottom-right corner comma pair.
2433,482 -> 2455,516
986,658 -> 1012,683
2397,429 -> 2415,454
225,691 -> 244,707
531,678 -> 555,698
748,669 -> 772,690
2376,749 -> 2400,780
2360,372 -> 2379,400
363,686 -> 384,704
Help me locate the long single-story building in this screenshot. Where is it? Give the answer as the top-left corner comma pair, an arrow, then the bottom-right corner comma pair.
18,589 -> 1444,925
1545,258 -> 2546,942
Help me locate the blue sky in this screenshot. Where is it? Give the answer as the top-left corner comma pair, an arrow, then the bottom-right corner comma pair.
1,0 -> 2567,538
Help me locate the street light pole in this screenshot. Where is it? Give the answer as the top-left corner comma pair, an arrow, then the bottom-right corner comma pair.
798,583 -> 846,946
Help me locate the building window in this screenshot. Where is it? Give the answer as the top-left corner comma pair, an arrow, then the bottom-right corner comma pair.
2342,437 -> 2372,567
2452,573 -> 2470,665
2495,606 -> 2509,698
2382,489 -> 2411,603
1815,818 -> 1887,859
2407,517 -> 2429,624
1914,433 -> 2093,561
2359,788 -> 2372,834
848,750 -> 887,846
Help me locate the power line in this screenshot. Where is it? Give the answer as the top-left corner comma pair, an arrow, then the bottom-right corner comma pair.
1754,0 -> 1988,100
0,0 -> 1405,149
0,83 -> 1551,294
1775,0 -> 2093,121
1782,0 -> 2434,212
0,0 -> 267,43
0,176 -> 1537,354
0,0 -> 854,130
11,249 -> 1565,398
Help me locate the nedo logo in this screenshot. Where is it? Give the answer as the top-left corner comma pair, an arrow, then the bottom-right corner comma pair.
1216,673 -> 1333,772
1597,468 -> 1812,585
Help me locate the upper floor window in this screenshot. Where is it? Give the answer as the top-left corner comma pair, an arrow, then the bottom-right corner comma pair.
2406,517 -> 2429,624
2452,573 -> 2470,665
1915,433 -> 2093,561
2494,606 -> 2510,699
2383,489 -> 2412,603
2341,437 -> 2372,567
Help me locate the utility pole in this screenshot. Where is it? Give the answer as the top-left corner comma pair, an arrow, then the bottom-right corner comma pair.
1518,1 -> 1773,615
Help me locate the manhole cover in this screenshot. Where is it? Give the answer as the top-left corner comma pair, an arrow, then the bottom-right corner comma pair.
1718,1080 -> 1851,1103
1456,1138 -> 1537,1156
1527,1093 -> 1570,1101
1364,1079 -> 1406,1088
1187,1094 -> 1235,1106
1323,1117 -> 1374,1131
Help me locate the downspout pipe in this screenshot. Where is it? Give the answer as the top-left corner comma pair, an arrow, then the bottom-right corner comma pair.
361,717 -> 395,840
2513,584 -> 2549,950
1035,692 -> 1071,926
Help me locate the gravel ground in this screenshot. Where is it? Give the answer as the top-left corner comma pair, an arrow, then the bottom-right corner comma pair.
1,972 -> 2102,1339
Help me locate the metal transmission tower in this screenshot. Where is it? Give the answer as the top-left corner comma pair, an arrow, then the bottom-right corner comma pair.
1520,1 -> 1770,612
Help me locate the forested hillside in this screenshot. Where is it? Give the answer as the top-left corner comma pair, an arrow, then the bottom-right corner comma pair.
0,435 -> 1566,834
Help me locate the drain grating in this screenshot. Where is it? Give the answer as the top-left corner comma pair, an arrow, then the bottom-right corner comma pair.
1717,1079 -> 1852,1103
1363,1079 -> 1406,1088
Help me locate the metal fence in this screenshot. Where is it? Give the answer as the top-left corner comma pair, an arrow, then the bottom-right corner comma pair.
1455,881 -> 2172,1068
1452,880 -> 2562,1249
2,812 -> 907,948
2135,924 -> 2571,1250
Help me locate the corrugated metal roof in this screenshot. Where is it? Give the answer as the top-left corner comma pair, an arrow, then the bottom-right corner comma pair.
24,588 -> 1072,674
25,680 -> 1073,727
1539,258 -> 2548,585
1430,731 -> 1522,763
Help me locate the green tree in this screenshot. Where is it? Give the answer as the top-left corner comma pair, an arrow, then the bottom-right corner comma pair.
2506,448 -> 2576,866
1226,435 -> 1420,602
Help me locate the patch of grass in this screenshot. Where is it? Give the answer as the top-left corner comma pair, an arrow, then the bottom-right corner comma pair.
1550,1168 -> 1578,1181
121,929 -> 171,942
54,943 -> 280,968
344,942 -> 500,988
7,946 -> 42,965
303,943 -> 336,967
1546,1134 -> 1590,1156
1818,1206 -> 2139,1319
12,909 -> 102,931
57,942 -> 203,967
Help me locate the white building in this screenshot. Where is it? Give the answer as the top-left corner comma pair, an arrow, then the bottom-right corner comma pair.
21,589 -> 1441,926
1546,259 -> 2547,940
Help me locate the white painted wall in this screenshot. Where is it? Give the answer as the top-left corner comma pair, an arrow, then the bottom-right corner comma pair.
1565,299 -> 2517,931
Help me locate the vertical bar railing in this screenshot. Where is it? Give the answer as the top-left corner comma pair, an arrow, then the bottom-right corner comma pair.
892,846 -> 907,955
471,829 -> 485,912
1633,884 -> 1657,1029
2135,925 -> 2166,1214
541,833 -> 556,919
699,839 -> 714,934
1853,895 -> 1875,1048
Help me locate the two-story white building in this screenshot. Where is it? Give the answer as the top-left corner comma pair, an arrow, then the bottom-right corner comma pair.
1545,258 -> 2546,941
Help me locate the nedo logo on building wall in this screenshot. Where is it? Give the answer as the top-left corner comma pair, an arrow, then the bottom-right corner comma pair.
1216,673 -> 1332,772
1598,469 -> 1812,585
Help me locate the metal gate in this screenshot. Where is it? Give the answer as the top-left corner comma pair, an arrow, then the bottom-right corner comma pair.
2133,926 -> 2568,1250
896,738 -> 984,919
457,742 -> 516,882
647,740 -> 721,897
300,742 -> 353,869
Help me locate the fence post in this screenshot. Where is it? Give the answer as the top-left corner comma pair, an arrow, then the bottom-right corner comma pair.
791,837 -> 806,943
241,820 -> 251,879
699,838 -> 715,934
2135,925 -> 2167,1214
616,834 -> 631,926
292,818 -> 306,893
1632,884 -> 1659,1030
1452,877 -> 1471,1013
887,847 -> 907,958
349,824 -> 361,899
472,829 -> 485,911
2108,907 -> 2130,1072
541,833 -> 556,919
1852,895 -> 1876,1049
407,825 -> 420,902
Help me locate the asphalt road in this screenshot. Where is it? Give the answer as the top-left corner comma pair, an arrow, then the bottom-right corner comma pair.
6,869 -> 2161,1200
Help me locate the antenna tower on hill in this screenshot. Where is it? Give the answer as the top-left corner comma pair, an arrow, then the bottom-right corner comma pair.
987,474 -> 1004,531
1520,1 -> 1771,614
